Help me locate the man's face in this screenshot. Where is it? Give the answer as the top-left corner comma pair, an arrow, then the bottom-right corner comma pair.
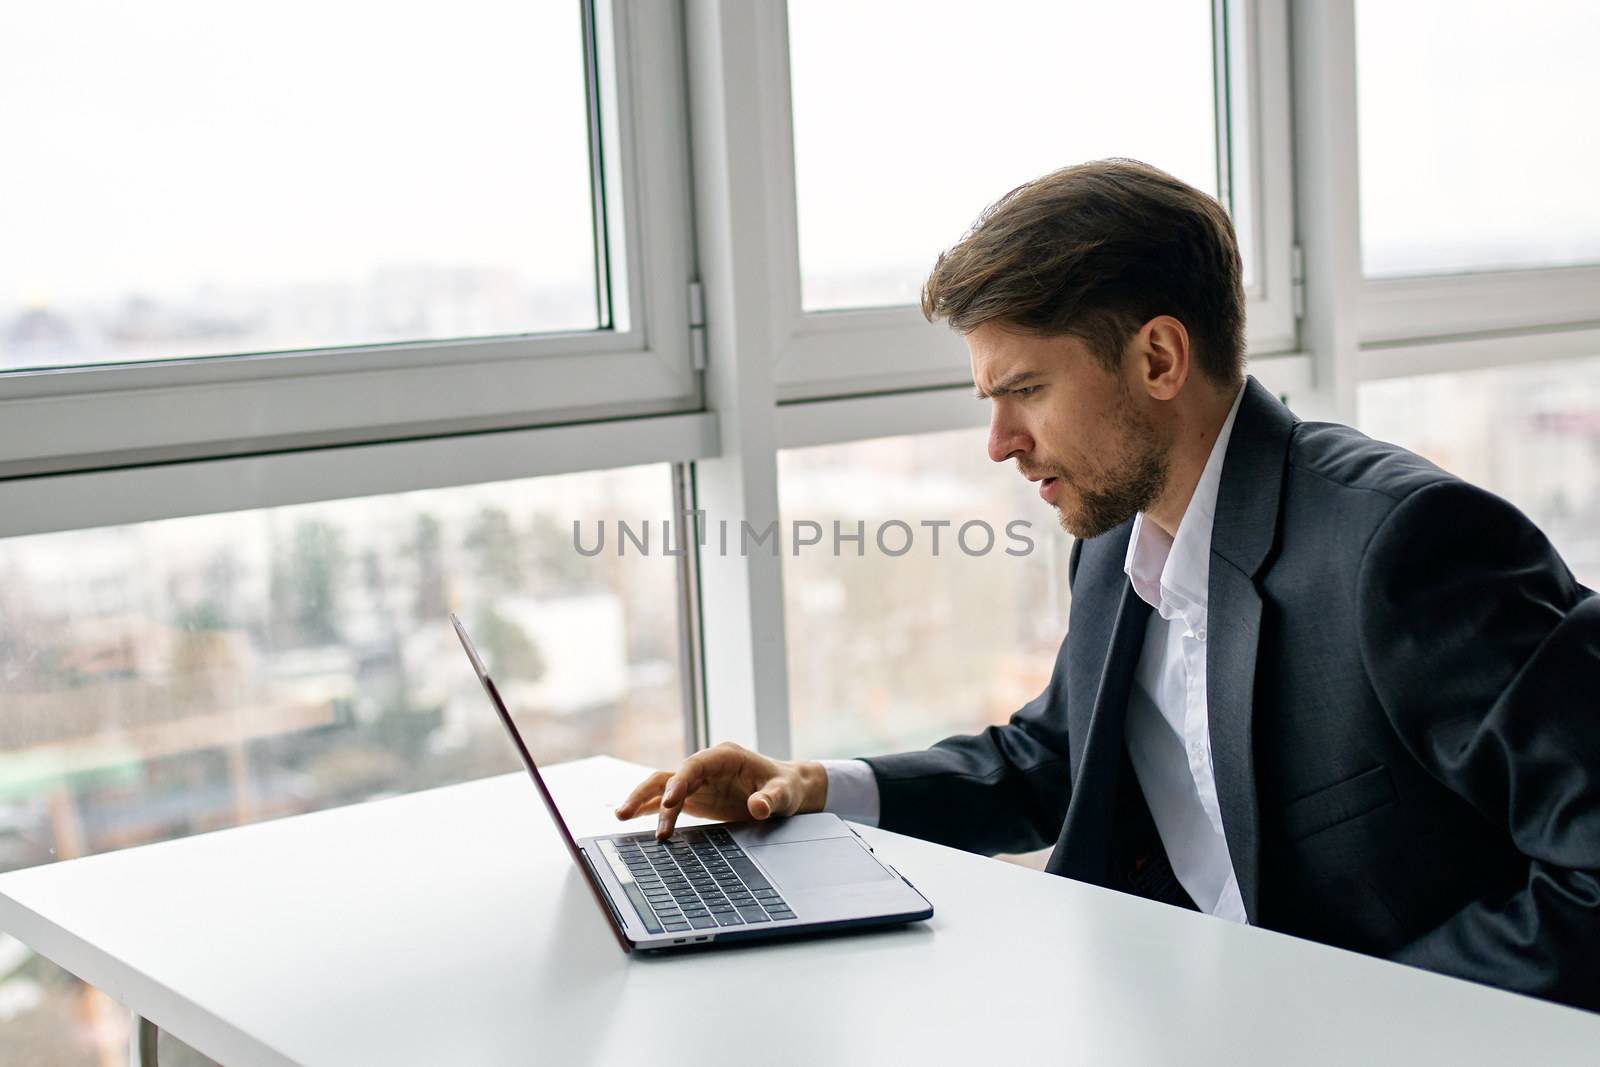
968,322 -> 1170,539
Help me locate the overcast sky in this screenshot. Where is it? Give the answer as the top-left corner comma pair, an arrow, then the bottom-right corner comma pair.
3,0 -> 1597,316
0,0 -> 596,306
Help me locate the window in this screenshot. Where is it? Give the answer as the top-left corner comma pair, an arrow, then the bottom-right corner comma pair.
1356,0 -> 1600,278
778,428 -> 1073,758
1359,357 -> 1600,586
0,463 -> 687,1064
0,1 -> 698,481
788,0 -> 1224,312
2,1 -> 604,372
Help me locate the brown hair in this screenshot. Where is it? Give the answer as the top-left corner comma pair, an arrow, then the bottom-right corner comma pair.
921,158 -> 1245,388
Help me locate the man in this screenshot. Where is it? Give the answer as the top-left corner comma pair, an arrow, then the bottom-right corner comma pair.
615,159 -> 1600,1010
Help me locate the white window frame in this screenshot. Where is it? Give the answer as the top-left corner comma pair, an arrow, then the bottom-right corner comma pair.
0,0 -> 700,481
1360,266 -> 1600,361
681,0 -> 1309,758
1351,2 -> 1600,376
10,0 -> 1596,772
729,0 -> 1299,406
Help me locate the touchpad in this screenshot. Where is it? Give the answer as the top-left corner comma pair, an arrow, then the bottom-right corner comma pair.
747,838 -> 894,891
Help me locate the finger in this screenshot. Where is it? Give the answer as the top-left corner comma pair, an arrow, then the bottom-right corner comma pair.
614,770 -> 671,819
658,746 -> 741,839
748,775 -> 791,820
626,796 -> 665,818
660,749 -> 719,809
658,796 -> 695,840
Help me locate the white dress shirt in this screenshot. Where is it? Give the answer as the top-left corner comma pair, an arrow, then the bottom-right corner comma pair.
1121,384 -> 1247,921
823,385 -> 1248,924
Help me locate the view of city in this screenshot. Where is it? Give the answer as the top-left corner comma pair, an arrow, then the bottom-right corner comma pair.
0,270 -> 598,373
1,0 -> 599,374
780,429 -> 1075,761
0,465 -> 685,1065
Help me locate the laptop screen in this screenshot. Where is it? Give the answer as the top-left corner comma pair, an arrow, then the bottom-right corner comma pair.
450,613 -> 631,951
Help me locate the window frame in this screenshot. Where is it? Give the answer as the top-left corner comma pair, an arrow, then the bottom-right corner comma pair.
6,0 -> 1597,787
1360,265 -> 1600,348
745,0 -> 1299,405
0,0 -> 700,481
1351,0 -> 1600,354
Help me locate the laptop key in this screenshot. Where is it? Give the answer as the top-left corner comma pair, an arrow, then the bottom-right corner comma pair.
714,912 -> 745,927
726,857 -> 771,891
737,906 -> 769,923
619,884 -> 664,933
688,916 -> 718,929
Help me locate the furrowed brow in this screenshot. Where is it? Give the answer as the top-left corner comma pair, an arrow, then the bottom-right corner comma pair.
975,371 -> 1039,400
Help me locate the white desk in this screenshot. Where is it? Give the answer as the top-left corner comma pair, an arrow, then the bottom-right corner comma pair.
2,756 -> 1597,1066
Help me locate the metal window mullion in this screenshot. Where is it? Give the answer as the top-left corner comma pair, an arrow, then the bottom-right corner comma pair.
672,461 -> 709,755
580,0 -> 616,331
684,0 -> 795,760
1289,0 -> 1363,423
1212,0 -> 1235,215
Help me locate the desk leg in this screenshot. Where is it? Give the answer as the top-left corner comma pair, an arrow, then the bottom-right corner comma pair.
129,1013 -> 160,1066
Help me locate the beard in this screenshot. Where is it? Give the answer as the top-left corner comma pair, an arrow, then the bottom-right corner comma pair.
1045,389 -> 1170,540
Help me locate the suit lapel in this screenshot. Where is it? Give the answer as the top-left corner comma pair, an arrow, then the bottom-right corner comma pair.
1206,377 -> 1296,924
1047,575 -> 1152,884
1207,563 -> 1264,920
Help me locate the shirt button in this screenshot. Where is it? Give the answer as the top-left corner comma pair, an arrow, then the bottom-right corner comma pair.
1194,627 -> 1207,642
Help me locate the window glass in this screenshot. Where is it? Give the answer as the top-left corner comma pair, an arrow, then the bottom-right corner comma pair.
779,428 -> 1073,759
0,0 -> 601,373
0,465 -> 684,1064
789,0 -> 1222,311
1359,357 -> 1600,586
1357,0 -> 1600,277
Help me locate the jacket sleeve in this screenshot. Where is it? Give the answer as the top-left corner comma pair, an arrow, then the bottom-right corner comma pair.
858,540 -> 1079,856
1357,479 -> 1600,1010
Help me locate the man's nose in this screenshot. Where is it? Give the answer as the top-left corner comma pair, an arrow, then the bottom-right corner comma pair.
987,405 -> 1032,464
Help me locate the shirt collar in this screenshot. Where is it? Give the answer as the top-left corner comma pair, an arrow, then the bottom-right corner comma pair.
1123,385 -> 1247,622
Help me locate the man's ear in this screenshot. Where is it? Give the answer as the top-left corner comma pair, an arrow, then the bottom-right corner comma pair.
1137,316 -> 1191,400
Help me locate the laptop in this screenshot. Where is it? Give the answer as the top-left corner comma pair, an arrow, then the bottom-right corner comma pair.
451,613 -> 933,951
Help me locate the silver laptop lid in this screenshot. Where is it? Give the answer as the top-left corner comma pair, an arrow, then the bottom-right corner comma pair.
450,612 -> 631,951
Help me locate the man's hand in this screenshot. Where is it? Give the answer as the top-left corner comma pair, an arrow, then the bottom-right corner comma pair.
613,741 -> 829,842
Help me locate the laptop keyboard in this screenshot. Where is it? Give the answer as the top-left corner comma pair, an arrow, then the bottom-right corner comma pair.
602,826 -> 795,935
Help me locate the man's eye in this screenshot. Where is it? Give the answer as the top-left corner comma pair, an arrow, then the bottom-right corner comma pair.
1016,385 -> 1042,397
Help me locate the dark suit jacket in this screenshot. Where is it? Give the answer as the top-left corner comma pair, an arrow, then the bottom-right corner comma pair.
863,376 -> 1600,1011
